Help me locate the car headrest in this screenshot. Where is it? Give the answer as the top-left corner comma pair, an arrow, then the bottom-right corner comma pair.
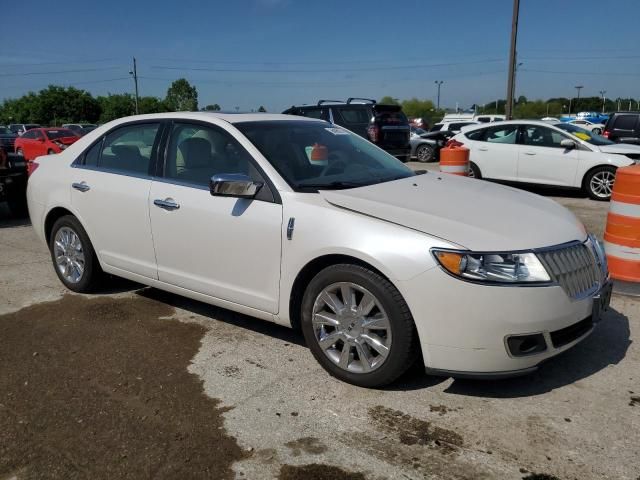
178,137 -> 212,169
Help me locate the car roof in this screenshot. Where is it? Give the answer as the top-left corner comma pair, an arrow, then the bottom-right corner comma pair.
103,112 -> 323,125
463,119 -> 563,130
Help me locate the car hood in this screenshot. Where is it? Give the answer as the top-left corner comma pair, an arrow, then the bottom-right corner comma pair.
319,174 -> 586,251
597,143 -> 640,155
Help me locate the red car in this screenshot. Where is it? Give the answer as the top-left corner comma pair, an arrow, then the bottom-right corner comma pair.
15,128 -> 80,163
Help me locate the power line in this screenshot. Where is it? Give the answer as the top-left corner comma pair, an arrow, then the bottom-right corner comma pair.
0,58 -> 120,67
0,66 -> 124,77
521,68 -> 640,77
150,58 -> 505,74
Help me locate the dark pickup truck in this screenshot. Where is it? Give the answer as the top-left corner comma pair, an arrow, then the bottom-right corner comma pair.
0,148 -> 28,217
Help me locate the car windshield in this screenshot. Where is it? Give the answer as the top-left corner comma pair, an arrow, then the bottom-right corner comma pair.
46,129 -> 77,140
411,127 -> 427,135
235,120 -> 415,191
554,123 -> 614,145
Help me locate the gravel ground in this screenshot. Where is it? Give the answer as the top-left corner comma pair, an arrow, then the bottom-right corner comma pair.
0,174 -> 638,480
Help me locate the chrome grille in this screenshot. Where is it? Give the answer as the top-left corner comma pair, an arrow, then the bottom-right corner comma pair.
537,243 -> 601,299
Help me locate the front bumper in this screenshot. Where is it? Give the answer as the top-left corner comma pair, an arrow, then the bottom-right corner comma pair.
397,267 -> 610,376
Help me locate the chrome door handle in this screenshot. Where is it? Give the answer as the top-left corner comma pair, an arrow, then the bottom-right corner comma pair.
523,152 -> 536,156
72,182 -> 90,192
154,198 -> 180,210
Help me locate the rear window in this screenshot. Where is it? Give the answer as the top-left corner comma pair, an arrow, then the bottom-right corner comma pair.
375,110 -> 407,125
338,108 -> 371,124
613,115 -> 638,131
450,122 -> 475,130
430,124 -> 443,132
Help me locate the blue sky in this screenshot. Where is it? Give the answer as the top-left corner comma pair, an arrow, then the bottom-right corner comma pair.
1,0 -> 639,112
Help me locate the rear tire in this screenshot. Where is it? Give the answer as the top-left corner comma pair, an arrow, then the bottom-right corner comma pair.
415,144 -> 435,163
584,166 -> 616,201
469,162 -> 482,179
49,215 -> 103,292
300,264 -> 419,388
592,127 -> 602,135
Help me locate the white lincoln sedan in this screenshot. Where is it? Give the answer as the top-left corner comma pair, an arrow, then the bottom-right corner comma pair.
28,113 -> 611,387
451,120 -> 639,200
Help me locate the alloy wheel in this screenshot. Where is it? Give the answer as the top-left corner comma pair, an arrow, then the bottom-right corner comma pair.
53,227 -> 86,284
416,145 -> 434,162
589,170 -> 615,199
312,282 -> 392,374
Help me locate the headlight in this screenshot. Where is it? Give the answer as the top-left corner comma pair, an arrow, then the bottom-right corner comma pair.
432,249 -> 551,284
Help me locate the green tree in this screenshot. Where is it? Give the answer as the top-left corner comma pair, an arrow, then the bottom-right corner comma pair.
96,94 -> 136,123
257,105 -> 267,112
379,96 -> 400,105
401,98 -> 436,120
202,104 -> 221,111
138,96 -> 169,114
165,78 -> 198,111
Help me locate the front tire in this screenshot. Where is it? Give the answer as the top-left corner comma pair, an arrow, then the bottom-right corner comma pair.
49,215 -> 103,292
301,264 -> 419,388
592,127 -> 602,135
584,166 -> 615,201
415,144 -> 435,163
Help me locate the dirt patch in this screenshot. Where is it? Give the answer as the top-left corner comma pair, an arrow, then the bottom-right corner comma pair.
279,464 -> 366,480
368,405 -> 463,452
284,437 -> 327,456
0,294 -> 245,479
522,474 -> 561,480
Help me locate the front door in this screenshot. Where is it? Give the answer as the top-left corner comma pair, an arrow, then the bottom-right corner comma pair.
149,121 -> 283,314
70,122 -> 162,279
517,125 -> 580,186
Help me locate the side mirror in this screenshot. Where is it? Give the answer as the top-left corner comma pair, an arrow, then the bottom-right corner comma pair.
560,139 -> 576,149
209,173 -> 263,199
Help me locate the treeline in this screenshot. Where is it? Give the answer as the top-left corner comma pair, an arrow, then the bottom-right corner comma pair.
481,96 -> 640,118
0,78 -> 262,125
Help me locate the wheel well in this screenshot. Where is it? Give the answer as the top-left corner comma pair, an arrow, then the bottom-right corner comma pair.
44,207 -> 74,243
288,254 -> 389,332
581,164 -> 617,189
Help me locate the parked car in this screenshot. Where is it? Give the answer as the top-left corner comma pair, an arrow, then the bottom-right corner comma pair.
8,123 -> 41,136
430,121 -> 479,133
567,119 -> 605,135
14,128 -> 80,162
410,127 -> 455,162
28,112 -> 611,387
283,98 -> 411,161
440,113 -> 505,123
602,112 -> 640,145
62,123 -> 98,136
0,126 -> 18,154
0,150 -> 28,216
451,120 -> 639,200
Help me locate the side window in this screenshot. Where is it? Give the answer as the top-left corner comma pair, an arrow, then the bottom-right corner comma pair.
476,117 -> 490,123
484,125 -> 518,144
164,123 -> 258,187
300,108 -> 326,120
22,130 -> 36,139
465,129 -> 486,141
100,123 -> 160,175
613,115 -> 637,131
83,140 -> 102,167
337,108 -> 370,124
523,126 -> 567,148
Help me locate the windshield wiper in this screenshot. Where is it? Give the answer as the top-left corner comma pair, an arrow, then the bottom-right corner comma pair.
296,181 -> 365,190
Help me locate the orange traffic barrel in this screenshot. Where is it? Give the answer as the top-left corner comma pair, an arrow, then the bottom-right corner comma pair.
439,144 -> 470,176
604,164 -> 640,292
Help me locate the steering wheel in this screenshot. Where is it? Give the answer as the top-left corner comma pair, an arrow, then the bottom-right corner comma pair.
321,151 -> 348,176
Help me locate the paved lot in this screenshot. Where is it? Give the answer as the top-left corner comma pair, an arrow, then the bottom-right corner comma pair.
0,176 -> 638,479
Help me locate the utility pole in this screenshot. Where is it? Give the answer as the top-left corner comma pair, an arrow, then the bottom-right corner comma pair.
434,80 -> 444,110
129,57 -> 139,115
505,0 -> 520,119
599,90 -> 606,114
574,85 -> 583,113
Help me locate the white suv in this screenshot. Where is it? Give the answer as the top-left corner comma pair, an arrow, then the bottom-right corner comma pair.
452,120 -> 640,200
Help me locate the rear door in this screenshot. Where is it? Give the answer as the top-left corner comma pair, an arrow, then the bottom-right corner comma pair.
70,122 -> 162,279
465,124 -> 519,181
609,114 -> 640,144
517,125 -> 580,186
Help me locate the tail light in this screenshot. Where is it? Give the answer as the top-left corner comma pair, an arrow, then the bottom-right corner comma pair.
367,125 -> 380,143
27,161 -> 39,176
445,139 -> 464,148
602,130 -> 610,138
